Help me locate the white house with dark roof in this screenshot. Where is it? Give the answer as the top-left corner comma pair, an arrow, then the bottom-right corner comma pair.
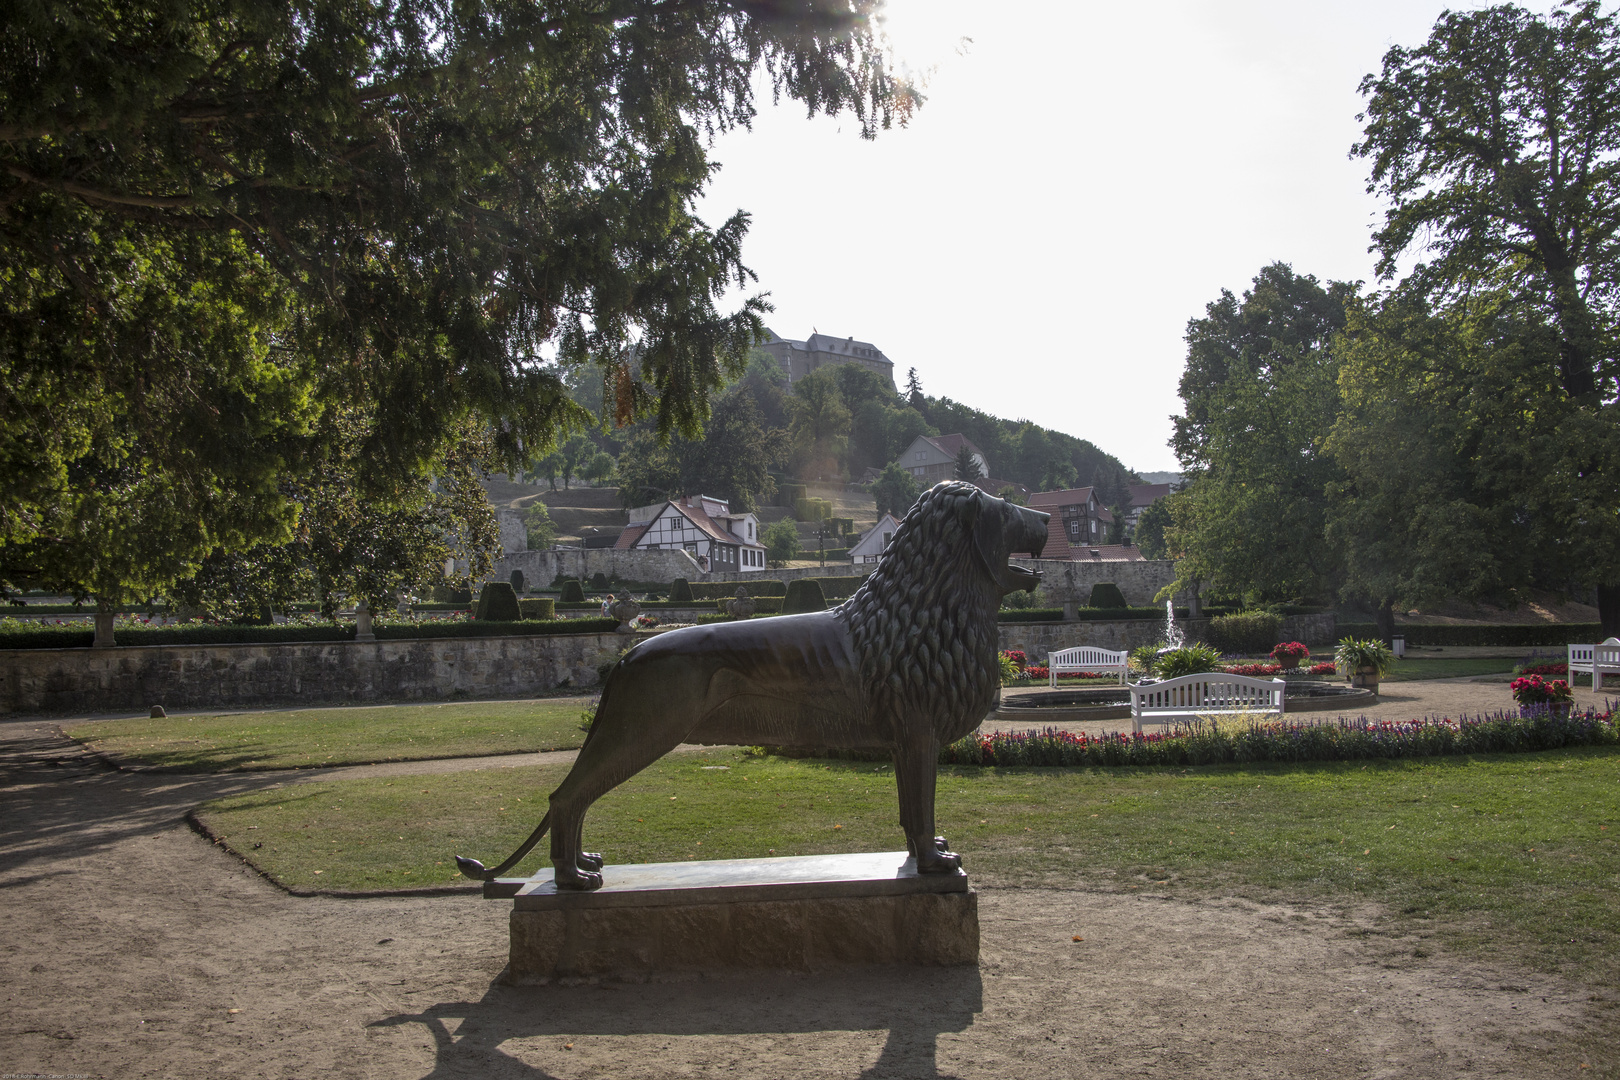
897,433 -> 989,485
848,513 -> 903,565
616,495 -> 767,572
758,329 -> 896,388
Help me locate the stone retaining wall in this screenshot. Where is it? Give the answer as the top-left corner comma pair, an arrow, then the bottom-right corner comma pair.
1014,558 -> 1182,607
0,632 -> 649,714
3,612 -> 1338,714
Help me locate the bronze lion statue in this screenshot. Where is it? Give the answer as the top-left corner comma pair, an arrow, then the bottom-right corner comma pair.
457,481 -> 1050,889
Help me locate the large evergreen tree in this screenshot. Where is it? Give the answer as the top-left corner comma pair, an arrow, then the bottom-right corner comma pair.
0,0 -> 911,599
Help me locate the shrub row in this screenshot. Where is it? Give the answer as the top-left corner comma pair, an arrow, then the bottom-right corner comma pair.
1336,622 -> 1604,648
938,709 -> 1616,768
686,580 -> 788,599
996,607 -> 1195,623
0,618 -> 625,649
376,618 -> 619,639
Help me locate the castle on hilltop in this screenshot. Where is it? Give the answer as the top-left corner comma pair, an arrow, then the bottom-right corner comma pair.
758,329 -> 895,389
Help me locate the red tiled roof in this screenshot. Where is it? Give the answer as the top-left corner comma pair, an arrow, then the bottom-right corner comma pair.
614,523 -> 648,550
1127,483 -> 1172,508
1027,487 -> 1096,507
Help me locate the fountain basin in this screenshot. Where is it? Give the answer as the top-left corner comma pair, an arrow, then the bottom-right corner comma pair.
993,680 -> 1376,724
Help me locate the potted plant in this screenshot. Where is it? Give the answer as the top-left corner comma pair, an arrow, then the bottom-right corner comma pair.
1334,637 -> 1396,693
1269,641 -> 1310,671
1509,674 -> 1574,717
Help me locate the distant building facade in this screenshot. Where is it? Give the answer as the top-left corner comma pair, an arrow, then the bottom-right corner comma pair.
759,329 -> 896,389
898,433 -> 989,485
848,513 -> 903,565
616,495 -> 766,573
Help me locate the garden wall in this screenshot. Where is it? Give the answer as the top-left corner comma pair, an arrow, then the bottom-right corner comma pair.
0,632 -> 650,714
997,613 -> 1336,661
1013,558 -> 1182,607
491,547 -> 702,585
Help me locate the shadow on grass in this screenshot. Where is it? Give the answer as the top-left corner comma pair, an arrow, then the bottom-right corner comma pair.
373,966 -> 984,1079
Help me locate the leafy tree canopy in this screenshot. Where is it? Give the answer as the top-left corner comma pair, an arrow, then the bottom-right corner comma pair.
0,0 -> 911,599
868,461 -> 919,519
1355,0 -> 1620,403
1165,263 -> 1354,606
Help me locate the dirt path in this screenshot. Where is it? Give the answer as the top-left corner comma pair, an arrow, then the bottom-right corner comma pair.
1,718 -> 1610,1078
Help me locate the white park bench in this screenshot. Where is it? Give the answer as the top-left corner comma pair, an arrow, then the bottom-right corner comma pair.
1567,638 -> 1620,690
1128,673 -> 1285,734
1047,646 -> 1130,686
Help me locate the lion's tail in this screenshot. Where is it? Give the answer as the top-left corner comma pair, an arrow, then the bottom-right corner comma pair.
454,810 -> 552,882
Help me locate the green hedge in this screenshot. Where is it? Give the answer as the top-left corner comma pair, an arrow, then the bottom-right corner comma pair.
0,618 -> 627,649
1087,582 -> 1127,608
1332,622 -> 1603,648
1206,611 -> 1283,655
120,625 -> 355,646
688,580 -> 787,599
518,598 -> 556,620
715,597 -> 785,614
782,578 -> 828,614
995,606 -> 1196,623
377,618 -> 619,638
2,604 -> 162,616
0,626 -> 95,649
473,582 -> 521,622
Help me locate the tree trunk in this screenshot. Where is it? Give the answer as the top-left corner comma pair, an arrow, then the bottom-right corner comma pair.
1375,597 -> 1396,644
1598,583 -> 1620,639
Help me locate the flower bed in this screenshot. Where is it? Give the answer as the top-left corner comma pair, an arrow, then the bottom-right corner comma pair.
1307,662 -> 1337,675
1222,662 -> 1282,677
939,708 -> 1618,768
1517,661 -> 1569,678
1020,665 -> 1121,681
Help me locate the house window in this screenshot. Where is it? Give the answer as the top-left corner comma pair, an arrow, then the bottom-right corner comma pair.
685,542 -> 698,555
883,532 -> 893,547
1090,520 -> 1097,535
914,451 -> 926,461
1068,522 -> 1080,541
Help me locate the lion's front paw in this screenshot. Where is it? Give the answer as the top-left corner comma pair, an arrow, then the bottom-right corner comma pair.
578,851 -> 604,871
554,865 -> 604,890
934,836 -> 949,852
916,847 -> 962,874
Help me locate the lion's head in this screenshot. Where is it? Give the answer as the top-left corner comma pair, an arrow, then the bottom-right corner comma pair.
839,483 -> 1050,726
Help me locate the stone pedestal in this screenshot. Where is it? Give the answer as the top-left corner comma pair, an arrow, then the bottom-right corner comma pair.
491,851 -> 978,983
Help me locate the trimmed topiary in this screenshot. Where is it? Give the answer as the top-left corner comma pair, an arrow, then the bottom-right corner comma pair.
782,577 -> 828,614
519,598 -> 556,620
474,581 -> 521,622
590,571 -> 610,591
669,577 -> 694,603
1087,582 -> 1128,608
510,569 -> 526,594
560,579 -> 586,603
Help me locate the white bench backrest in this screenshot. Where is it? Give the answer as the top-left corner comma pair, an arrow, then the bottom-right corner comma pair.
1131,674 -> 1284,713
1049,647 -> 1127,667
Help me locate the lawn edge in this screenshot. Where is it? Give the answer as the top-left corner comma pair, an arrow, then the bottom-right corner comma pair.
184,808 -> 482,899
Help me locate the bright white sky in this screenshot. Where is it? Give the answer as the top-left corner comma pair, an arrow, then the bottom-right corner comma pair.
695,0 -> 1560,475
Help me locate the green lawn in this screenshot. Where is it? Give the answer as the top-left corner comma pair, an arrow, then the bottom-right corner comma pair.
1379,656 -> 1517,682
196,744 -> 1620,983
65,699 -> 592,770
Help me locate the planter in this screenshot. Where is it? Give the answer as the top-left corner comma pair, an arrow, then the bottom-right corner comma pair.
1277,656 -> 1301,671
1348,665 -> 1381,693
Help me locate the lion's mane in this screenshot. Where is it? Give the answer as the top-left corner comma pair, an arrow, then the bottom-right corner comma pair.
838,481 -> 1003,740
